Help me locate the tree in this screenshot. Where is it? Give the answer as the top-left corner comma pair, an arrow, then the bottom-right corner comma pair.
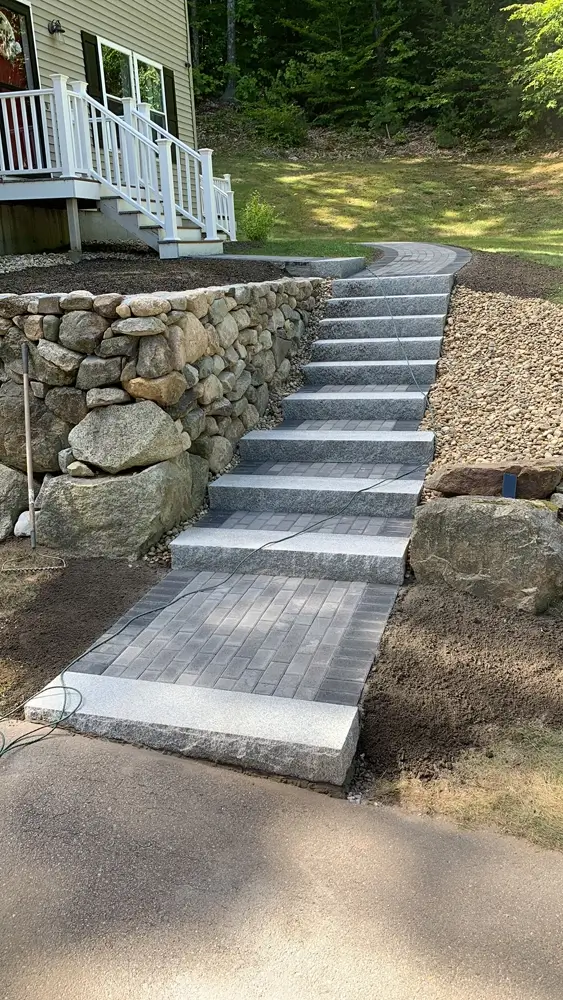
223,0 -> 237,100
508,0 -> 563,125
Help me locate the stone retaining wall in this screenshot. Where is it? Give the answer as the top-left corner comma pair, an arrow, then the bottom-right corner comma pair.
0,278 -> 324,555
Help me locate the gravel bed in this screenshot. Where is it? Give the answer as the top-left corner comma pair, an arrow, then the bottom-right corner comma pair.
422,286 -> 563,472
456,250 -> 563,300
0,254 -> 286,294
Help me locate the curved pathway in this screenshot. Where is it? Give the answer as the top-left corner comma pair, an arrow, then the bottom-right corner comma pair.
361,240 -> 471,276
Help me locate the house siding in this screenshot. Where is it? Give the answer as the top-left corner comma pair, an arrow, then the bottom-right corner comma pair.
29,0 -> 197,146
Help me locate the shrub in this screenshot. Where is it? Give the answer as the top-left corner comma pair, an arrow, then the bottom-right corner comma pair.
245,103 -> 307,147
241,191 -> 278,241
434,125 -> 457,148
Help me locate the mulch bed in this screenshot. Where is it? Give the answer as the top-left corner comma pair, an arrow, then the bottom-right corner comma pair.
457,250 -> 563,299
360,581 -> 563,778
0,256 -> 286,295
0,539 -> 163,716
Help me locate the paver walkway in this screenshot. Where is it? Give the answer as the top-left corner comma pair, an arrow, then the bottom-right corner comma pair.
3,723 -> 563,1000
27,242 -> 470,782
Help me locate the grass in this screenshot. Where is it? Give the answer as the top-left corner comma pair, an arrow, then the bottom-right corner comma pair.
216,154 -> 563,268
226,238 -> 378,261
374,725 -> 563,852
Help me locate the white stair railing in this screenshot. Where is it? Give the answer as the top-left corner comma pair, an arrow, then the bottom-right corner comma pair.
0,75 -> 237,243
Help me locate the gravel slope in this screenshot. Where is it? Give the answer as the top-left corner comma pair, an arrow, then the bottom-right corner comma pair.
422,286 -> 563,471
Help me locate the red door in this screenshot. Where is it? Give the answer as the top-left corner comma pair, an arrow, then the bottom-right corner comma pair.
0,2 -> 39,170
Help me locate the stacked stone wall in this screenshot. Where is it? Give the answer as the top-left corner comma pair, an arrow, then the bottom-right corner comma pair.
0,278 -> 323,555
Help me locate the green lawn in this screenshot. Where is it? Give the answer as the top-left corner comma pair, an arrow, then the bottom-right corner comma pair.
216,154 -> 563,267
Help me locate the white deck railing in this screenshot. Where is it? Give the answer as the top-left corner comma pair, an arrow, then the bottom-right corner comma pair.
0,75 -> 236,243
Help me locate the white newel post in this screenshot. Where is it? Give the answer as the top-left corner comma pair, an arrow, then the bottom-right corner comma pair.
199,147 -> 218,241
51,75 -> 77,177
121,97 -> 138,190
157,138 -> 178,241
225,176 -> 237,241
137,102 -> 152,140
69,81 -> 92,175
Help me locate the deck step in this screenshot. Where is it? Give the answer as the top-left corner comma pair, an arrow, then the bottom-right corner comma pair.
283,389 -> 427,421
325,294 -> 450,318
170,524 -> 410,584
312,337 -> 442,362
332,274 -> 453,297
209,473 -> 423,517
304,359 -> 437,385
239,428 -> 434,464
318,315 -> 446,339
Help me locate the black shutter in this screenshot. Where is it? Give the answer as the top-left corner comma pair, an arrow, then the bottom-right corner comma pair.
81,31 -> 103,103
163,68 -> 179,137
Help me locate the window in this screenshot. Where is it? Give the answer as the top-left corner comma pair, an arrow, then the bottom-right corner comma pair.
98,39 -> 166,128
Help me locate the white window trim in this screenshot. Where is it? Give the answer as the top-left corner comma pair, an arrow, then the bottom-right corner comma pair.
96,36 -> 167,127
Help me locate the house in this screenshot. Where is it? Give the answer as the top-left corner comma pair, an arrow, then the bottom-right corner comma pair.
0,0 -> 235,256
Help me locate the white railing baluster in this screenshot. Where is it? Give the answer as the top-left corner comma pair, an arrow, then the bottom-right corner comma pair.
19,97 -> 34,169
1,100 -> 15,171
90,106 -> 101,176
43,93 -> 58,170
10,97 -> 24,170
28,95 -> 43,169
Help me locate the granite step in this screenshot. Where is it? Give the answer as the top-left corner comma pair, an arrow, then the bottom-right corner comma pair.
332,274 -> 453,297
312,336 -> 442,362
318,315 -> 446,339
26,671 -> 361,783
170,520 -> 411,584
238,427 -> 434,463
304,359 -> 437,385
325,293 -> 450,318
209,472 -> 423,517
282,389 -> 427,422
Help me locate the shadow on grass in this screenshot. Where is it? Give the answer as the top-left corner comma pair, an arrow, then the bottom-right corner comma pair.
217,155 -> 563,265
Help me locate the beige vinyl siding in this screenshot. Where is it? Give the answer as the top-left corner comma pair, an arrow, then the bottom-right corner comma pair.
29,0 -> 197,146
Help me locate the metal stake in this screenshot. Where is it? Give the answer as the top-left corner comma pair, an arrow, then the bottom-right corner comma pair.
21,343 -> 36,550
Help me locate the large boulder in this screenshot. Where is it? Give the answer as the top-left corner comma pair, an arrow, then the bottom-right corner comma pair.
191,434 -> 233,474
410,495 -> 563,614
68,400 -> 184,474
37,453 -> 194,557
44,387 -> 88,424
426,461 -> 563,500
0,463 -> 30,541
29,340 -> 82,386
0,387 -> 71,473
58,310 -> 108,352
122,372 -> 187,406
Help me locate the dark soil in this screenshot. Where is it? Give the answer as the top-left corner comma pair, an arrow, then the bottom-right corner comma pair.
0,539 -> 163,716
360,582 -> 563,778
457,250 -> 563,299
0,255 -> 286,295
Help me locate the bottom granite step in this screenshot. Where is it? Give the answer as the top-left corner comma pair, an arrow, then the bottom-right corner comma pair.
25,672 -> 359,784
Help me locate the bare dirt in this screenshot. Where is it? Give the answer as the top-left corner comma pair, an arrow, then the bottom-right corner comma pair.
456,250 -> 563,299
0,539 -> 163,716
0,255 -> 286,295
360,581 -> 563,778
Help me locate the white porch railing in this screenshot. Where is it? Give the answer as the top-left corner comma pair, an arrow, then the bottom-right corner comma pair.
0,75 -> 236,243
